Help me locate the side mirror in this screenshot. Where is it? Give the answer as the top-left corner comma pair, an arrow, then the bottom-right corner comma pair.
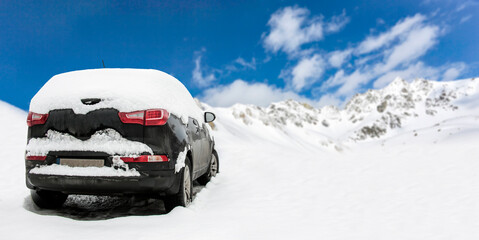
204,112 -> 216,123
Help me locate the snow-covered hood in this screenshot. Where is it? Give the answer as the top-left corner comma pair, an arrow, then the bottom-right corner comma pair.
29,68 -> 204,124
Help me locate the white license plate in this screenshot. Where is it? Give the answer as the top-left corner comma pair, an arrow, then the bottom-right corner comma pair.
59,158 -> 104,167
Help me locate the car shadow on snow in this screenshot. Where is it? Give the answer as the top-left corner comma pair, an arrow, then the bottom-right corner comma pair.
23,184 -> 205,220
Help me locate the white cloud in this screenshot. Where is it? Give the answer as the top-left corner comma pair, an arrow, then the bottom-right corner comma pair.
262,6 -> 351,97
316,94 -> 342,107
326,60 -> 466,98
281,54 -> 325,91
320,14 -> 443,98
235,57 -> 257,70
328,48 -> 352,68
335,70 -> 372,97
200,79 -> 315,107
372,62 -> 466,88
460,15 -> 472,23
195,9 -> 469,109
322,69 -> 346,90
353,53 -> 381,66
442,63 -> 466,81
321,67 -> 373,98
263,6 -> 322,55
320,68 -> 373,98
375,24 -> 439,73
192,54 -> 216,88
263,6 -> 349,57
456,1 -> 478,12
373,62 -> 441,88
325,9 -> 350,33
356,14 -> 426,55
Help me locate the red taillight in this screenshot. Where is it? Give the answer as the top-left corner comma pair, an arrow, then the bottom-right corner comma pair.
27,112 -> 49,127
118,110 -> 144,125
26,155 -> 47,161
118,109 -> 169,126
145,109 -> 169,126
120,155 -> 169,163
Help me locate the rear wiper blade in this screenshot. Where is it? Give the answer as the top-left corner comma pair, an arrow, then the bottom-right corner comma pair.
81,98 -> 102,105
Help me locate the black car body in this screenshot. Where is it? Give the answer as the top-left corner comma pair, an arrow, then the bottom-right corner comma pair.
25,69 -> 218,210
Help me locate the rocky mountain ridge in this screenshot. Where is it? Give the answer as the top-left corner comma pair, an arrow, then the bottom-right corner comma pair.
207,77 -> 478,142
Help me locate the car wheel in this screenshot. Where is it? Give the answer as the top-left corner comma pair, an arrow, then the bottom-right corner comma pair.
30,189 -> 68,209
197,151 -> 219,185
164,157 -> 193,212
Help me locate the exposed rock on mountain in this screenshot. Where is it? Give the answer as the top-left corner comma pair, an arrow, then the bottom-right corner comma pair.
208,77 -> 478,143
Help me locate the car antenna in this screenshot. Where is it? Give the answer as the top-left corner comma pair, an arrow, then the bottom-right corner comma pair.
102,59 -> 106,68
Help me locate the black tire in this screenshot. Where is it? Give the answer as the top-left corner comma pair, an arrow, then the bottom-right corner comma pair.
30,190 -> 68,209
197,150 -> 219,185
164,157 -> 193,212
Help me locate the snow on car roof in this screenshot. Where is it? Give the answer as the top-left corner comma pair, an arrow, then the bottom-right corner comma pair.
29,68 -> 204,124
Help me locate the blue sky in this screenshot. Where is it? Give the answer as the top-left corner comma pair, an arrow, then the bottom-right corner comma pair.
1,0 -> 478,110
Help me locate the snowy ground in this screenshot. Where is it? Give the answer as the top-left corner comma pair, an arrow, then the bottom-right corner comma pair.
1,100 -> 479,239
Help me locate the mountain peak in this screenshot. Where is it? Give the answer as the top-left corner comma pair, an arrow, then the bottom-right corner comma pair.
391,76 -> 407,86
220,77 -> 479,142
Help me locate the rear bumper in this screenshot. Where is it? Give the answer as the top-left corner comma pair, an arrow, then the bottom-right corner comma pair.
25,150 -> 183,196
26,169 -> 180,196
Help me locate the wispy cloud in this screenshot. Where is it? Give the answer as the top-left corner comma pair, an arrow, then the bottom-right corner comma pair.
460,15 -> 472,23
324,9 -> 349,33
456,1 -> 478,12
234,57 -> 257,70
376,18 -> 386,25
288,13 -> 444,98
373,62 -> 440,88
442,62 -> 467,81
264,8 -> 467,104
280,54 -> 325,91
328,48 -> 353,68
316,94 -> 342,107
198,6 -> 469,108
320,13 -> 454,98
332,70 -> 372,97
262,6 -> 349,57
262,6 -> 323,56
374,24 -> 439,73
201,79 -> 316,107
356,14 -> 426,55
192,50 -> 217,88
263,6 -> 351,93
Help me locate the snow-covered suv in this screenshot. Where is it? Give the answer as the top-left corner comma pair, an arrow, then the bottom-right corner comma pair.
25,69 -> 219,211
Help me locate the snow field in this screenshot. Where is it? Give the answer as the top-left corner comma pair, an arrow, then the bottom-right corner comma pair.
0,90 -> 478,239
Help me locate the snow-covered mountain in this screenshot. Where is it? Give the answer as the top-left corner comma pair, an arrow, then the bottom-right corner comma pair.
1,77 -> 479,240
202,77 -> 478,150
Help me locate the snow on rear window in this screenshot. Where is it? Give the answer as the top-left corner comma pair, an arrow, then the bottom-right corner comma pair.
29,69 -> 204,124
26,128 -> 153,157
